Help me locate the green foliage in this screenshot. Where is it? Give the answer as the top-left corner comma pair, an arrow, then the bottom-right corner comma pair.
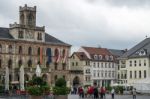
0,85 -> 4,93
27,77 -> 50,96
53,78 -> 68,95
53,86 -> 69,95
55,78 -> 66,87
114,86 -> 124,94
27,86 -> 43,96
106,85 -> 112,92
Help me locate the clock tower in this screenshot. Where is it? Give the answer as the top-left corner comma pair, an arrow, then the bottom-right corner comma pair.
19,4 -> 36,27
9,4 -> 45,42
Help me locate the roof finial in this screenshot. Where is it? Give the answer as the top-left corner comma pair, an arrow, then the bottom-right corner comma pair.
98,44 -> 101,48
146,35 -> 148,38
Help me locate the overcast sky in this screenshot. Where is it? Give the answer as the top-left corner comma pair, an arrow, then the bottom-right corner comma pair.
0,0 -> 150,52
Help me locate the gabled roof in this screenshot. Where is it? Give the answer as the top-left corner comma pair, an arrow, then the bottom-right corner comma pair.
121,38 -> 150,58
108,49 -> 125,57
0,27 -> 14,39
72,52 -> 89,60
0,27 -> 70,46
82,46 -> 112,56
81,46 -> 115,61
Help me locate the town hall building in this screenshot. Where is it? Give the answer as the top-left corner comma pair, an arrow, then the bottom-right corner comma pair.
0,4 -> 71,87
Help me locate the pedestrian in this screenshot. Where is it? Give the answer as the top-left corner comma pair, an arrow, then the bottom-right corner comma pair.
132,88 -> 136,99
100,86 -> 104,99
88,86 -> 94,98
70,86 -> 74,94
84,87 -> 88,98
79,86 -> 84,98
93,82 -> 98,99
73,86 -> 77,94
111,88 -> 115,99
103,87 -> 106,99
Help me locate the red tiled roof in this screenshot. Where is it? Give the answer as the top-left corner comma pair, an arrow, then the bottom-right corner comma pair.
82,46 -> 112,56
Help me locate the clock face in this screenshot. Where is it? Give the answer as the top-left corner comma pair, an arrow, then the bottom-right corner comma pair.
26,30 -> 34,39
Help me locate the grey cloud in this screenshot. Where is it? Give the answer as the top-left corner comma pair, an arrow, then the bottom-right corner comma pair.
106,0 -> 150,7
0,0 -> 150,52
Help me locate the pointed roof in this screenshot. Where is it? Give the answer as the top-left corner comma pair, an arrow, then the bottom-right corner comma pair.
82,46 -> 112,56
121,38 -> 150,58
108,49 -> 125,57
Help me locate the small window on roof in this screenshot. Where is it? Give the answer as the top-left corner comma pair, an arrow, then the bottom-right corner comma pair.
94,55 -> 98,60
99,55 -> 102,60
105,55 -> 109,60
110,56 -> 113,61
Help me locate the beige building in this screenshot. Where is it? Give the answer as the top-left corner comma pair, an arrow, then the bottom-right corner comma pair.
69,52 -> 91,86
0,4 -> 71,87
118,38 -> 150,85
69,46 -> 124,87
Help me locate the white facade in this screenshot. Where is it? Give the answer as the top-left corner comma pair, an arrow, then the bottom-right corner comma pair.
91,61 -> 117,87
127,58 -> 150,84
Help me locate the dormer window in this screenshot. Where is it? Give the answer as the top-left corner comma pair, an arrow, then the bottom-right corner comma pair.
94,55 -> 98,60
139,49 -> 146,56
0,44 -> 2,53
110,56 -> 113,61
8,45 -> 12,54
99,55 -> 102,60
105,55 -> 109,60
37,32 -> 42,40
18,31 -> 24,38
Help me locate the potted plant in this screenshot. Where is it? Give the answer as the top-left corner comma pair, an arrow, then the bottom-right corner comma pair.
53,78 -> 69,99
27,77 -> 50,99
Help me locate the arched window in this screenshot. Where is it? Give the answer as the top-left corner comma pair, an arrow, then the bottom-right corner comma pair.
37,47 -> 40,55
28,13 -> 34,26
99,55 -> 102,60
28,60 -> 32,67
28,47 -> 32,55
18,46 -> 22,54
46,48 -> 52,63
62,49 -> 65,58
0,59 -> 2,68
8,45 -> 12,54
54,48 -> 59,63
54,75 -> 57,81
21,14 -> 24,24
18,60 -> 22,68
0,44 -> 2,53
8,59 -> 12,69
46,61 -> 50,68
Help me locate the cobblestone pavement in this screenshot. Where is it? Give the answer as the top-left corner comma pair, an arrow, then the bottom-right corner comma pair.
0,94 -> 150,99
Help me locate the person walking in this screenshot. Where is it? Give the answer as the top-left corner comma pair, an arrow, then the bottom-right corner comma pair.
84,87 -> 88,98
100,86 -> 104,99
132,88 -> 136,99
111,88 -> 115,99
103,87 -> 106,99
93,82 -> 98,99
